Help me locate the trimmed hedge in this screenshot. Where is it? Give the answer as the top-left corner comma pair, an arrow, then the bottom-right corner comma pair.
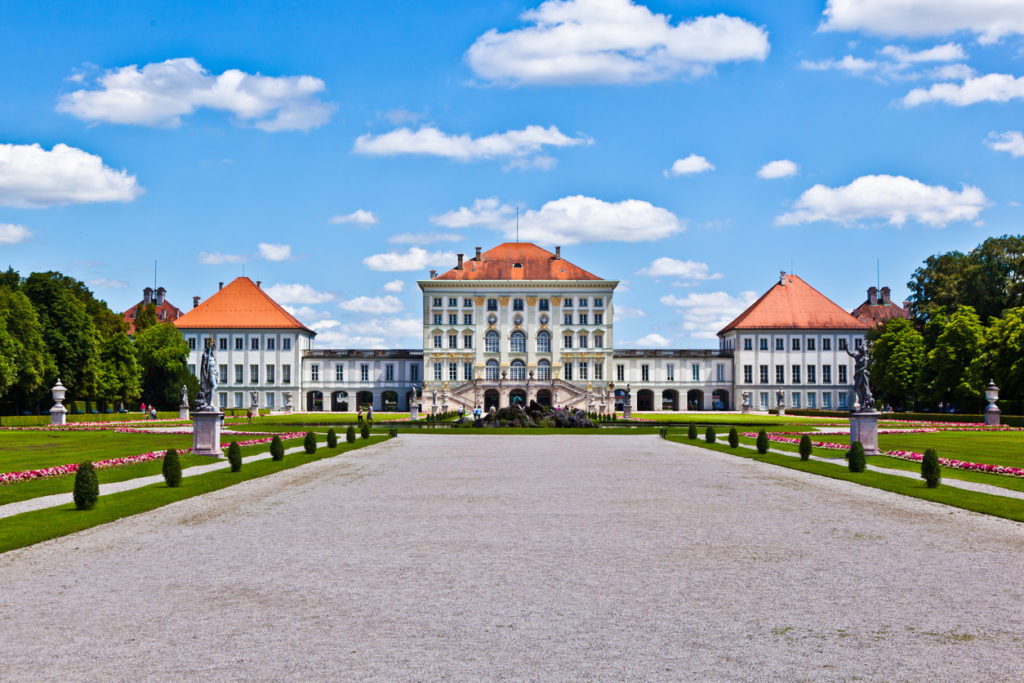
756,429 -> 769,454
922,448 -> 941,488
799,435 -> 812,461
73,461 -> 99,510
360,423 -> 370,440
704,426 -> 716,444
848,441 -> 866,473
270,435 -> 284,461
346,425 -> 356,443
687,424 -> 698,440
303,432 -> 317,454
326,428 -> 338,448
162,449 -> 182,487
227,441 -> 242,472
728,427 -> 739,448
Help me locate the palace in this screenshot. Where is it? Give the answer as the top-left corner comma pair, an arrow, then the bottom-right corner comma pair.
175,243 -> 871,413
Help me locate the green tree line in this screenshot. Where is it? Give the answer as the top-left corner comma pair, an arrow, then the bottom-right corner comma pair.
870,235 -> 1024,413
0,268 -> 197,414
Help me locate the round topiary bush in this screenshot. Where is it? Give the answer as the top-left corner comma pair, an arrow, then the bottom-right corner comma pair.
73,461 -> 99,510
304,431 -> 317,454
270,435 -> 284,461
921,448 -> 941,488
346,425 -> 356,443
728,427 -> 739,448
360,423 -> 370,440
327,428 -> 338,448
756,429 -> 769,454
848,441 -> 866,472
162,449 -> 182,488
705,426 -> 716,443
688,424 -> 698,440
227,441 -> 242,472
799,435 -> 812,461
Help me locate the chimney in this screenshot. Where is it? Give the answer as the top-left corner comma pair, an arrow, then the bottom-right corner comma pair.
256,280 -> 261,289
218,282 -> 223,291
192,296 -> 201,308
143,287 -> 153,305
554,246 -> 561,260
880,286 -> 891,305
903,300 -> 911,311
429,269 -> 437,279
456,253 -> 464,270
155,286 -> 166,306
779,271 -> 786,286
868,286 -> 878,305
475,246 -> 482,260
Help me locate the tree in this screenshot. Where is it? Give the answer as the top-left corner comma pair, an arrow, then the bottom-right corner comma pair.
99,330 -> 141,410
73,462 -> 100,510
921,448 -> 941,488
133,302 -> 158,335
0,286 -> 53,412
868,318 -> 926,410
927,306 -> 984,410
135,322 -> 193,410
971,307 -> 1024,406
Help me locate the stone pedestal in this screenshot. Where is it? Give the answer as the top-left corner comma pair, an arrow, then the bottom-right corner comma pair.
49,404 -> 67,426
623,405 -> 632,420
849,410 -> 880,456
179,405 -> 189,420
776,407 -> 785,416
410,403 -> 419,420
192,409 -> 224,456
985,407 -> 1001,426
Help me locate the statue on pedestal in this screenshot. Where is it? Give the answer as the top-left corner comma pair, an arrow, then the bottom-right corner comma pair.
197,343 -> 218,411
846,344 -> 875,412
180,384 -> 189,407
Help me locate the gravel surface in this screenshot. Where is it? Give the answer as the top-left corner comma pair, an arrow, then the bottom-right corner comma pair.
1,434 -> 1022,681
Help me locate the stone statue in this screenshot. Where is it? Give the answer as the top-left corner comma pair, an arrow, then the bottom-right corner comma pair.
741,391 -> 750,408
250,390 -> 258,407
180,384 -> 189,407
431,388 -> 438,406
776,388 -> 785,408
846,344 -> 875,412
197,343 -> 218,410
624,384 -> 632,406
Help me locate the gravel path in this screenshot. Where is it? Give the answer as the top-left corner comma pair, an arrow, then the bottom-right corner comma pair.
1,434 -> 1022,681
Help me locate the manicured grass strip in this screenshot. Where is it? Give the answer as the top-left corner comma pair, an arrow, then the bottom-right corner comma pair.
0,435 -> 389,555
665,435 -> 1024,523
0,431 -> 194,473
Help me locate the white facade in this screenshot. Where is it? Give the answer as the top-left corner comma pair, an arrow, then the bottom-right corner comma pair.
299,349 -> 422,412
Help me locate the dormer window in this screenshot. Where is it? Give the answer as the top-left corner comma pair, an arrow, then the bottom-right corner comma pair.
513,262 -> 523,268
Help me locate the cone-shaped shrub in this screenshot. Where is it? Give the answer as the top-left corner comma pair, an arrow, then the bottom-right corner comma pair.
304,431 -> 317,454
346,425 -> 356,443
799,435 -> 812,461
756,429 -> 769,454
227,441 -> 242,472
848,441 -> 866,472
705,426 -> 716,443
327,428 -> 338,448
162,449 -> 182,488
73,461 -> 99,510
687,424 -> 698,440
270,435 -> 284,461
360,423 -> 370,440
921,448 -> 941,488
728,427 -> 739,448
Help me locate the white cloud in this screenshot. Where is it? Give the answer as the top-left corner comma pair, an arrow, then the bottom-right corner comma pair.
258,243 -> 291,261
612,304 -> 646,321
311,317 -> 421,349
466,0 -> 770,85
363,247 -> 458,272
660,290 -> 759,339
265,283 -> 335,304
879,42 -> 966,64
57,57 -> 335,131
756,159 -> 799,179
86,277 -> 128,289
0,143 -> 142,208
382,279 -> 405,293
927,64 -> 976,81
432,195 -> 683,245
800,55 -> 878,75
328,209 -> 378,225
0,223 -> 31,244
776,174 -> 988,228
620,333 -> 670,348
353,125 -> 589,168
801,42 -> 969,82
337,295 -> 404,314
198,252 -> 246,265
664,154 -> 714,177
903,73 -> 1024,107
388,231 -> 462,245
282,305 -> 330,321
637,257 -> 723,280
985,131 -> 1024,157
820,0 -> 1024,44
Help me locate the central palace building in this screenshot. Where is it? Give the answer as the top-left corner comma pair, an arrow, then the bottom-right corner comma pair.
172,242 -> 875,413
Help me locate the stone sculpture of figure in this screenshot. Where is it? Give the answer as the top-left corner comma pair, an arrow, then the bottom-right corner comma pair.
431,388 -> 437,406
181,384 -> 189,407
198,343 -> 218,410
250,390 -> 258,407
741,391 -> 751,408
776,388 -> 785,408
624,384 -> 632,406
845,344 -> 875,411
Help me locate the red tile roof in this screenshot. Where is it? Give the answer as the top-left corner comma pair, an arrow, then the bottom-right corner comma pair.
433,243 -> 603,281
122,297 -> 184,334
719,273 -> 869,335
173,277 -> 314,334
851,301 -> 910,327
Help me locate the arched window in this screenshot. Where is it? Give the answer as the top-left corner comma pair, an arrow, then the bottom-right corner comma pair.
485,330 -> 500,353
510,359 -> 526,380
536,330 -> 551,353
537,359 -> 551,380
510,330 -> 527,353
485,359 -> 499,380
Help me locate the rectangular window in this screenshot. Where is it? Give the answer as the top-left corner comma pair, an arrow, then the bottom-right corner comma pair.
410,365 -> 419,381
593,312 -> 603,325
219,392 -> 227,409
539,298 -> 549,311
743,338 -> 752,351
593,297 -> 603,308
188,363 -> 196,375
822,365 -> 832,384
266,365 -> 275,384
234,392 -> 243,408
716,364 -> 726,382
188,337 -> 196,351
433,297 -> 442,307
617,364 -> 625,382
463,313 -> 473,325
838,338 -> 848,351
266,393 -> 275,409
219,337 -> 228,351
563,298 -> 573,307
433,335 -> 442,349
448,334 -> 458,349
578,334 -> 588,348
806,338 -> 815,351
839,365 -> 848,384
219,364 -> 227,384
744,365 -> 753,383
235,338 -> 244,350
792,338 -> 800,351
361,364 -> 370,382
433,313 -> 442,325
792,365 -> 801,384
487,298 -> 498,311
448,313 -> 457,325
807,392 -> 817,408
463,298 -> 472,307
267,338 -> 275,351
385,364 -> 394,381
792,392 -> 801,409
692,364 -> 700,381
234,365 -> 243,384
282,338 -> 291,351
448,363 -> 457,381
464,362 -> 473,380
562,363 -> 572,380
564,313 -> 573,325
760,365 -> 769,383
776,365 -> 785,383
578,298 -> 587,307
822,338 -> 831,351
578,313 -> 588,325
594,363 -> 603,380
464,334 -> 473,349
563,334 -> 573,349
448,297 -> 457,307
838,392 -> 848,409
775,338 -> 784,351
667,364 -> 675,381
251,338 -> 259,351
594,334 -> 603,348
250,364 -> 259,383
641,364 -> 649,381
823,392 -> 832,409
335,364 -> 344,381
578,362 -> 588,380
760,392 -> 769,410
433,362 -> 442,381
513,298 -> 524,311
855,337 -> 863,349
310,364 -> 319,382
760,338 -> 768,351
807,365 -> 816,384
282,365 -> 291,384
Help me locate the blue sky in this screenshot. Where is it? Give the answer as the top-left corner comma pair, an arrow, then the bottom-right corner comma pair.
2,0 -> 1023,348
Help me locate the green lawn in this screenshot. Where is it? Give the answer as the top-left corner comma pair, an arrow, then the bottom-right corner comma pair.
878,431 -> 1024,468
0,435 -> 389,554
0,430 -> 194,473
